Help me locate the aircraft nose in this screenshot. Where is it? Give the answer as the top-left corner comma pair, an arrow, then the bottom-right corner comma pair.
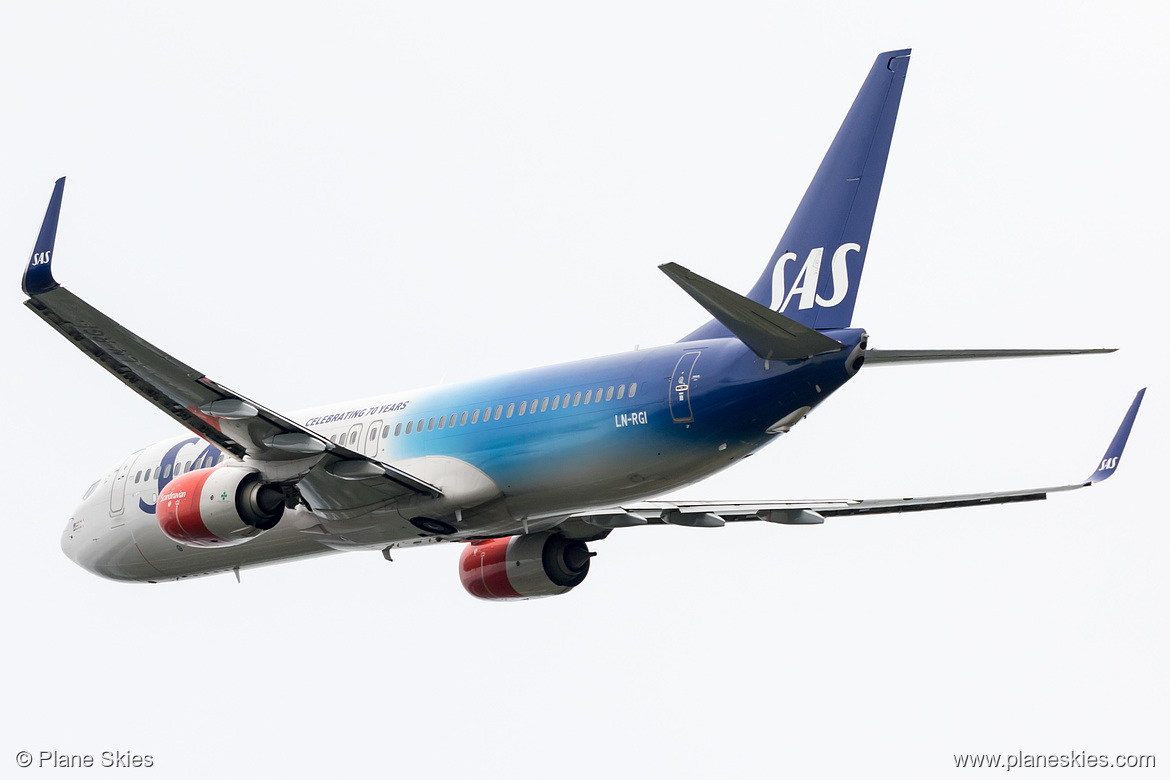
60,515 -> 83,565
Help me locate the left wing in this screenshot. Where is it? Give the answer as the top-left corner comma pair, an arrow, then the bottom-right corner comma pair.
572,389 -> 1145,529
22,178 -> 439,512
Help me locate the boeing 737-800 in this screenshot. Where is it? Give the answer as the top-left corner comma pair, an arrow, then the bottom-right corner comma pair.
23,49 -> 1144,599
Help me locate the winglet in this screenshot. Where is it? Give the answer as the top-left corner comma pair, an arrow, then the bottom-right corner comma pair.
1085,388 -> 1146,484
22,177 -> 66,297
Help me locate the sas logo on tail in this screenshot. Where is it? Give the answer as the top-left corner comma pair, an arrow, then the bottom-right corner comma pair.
30,250 -> 52,266
770,243 -> 861,312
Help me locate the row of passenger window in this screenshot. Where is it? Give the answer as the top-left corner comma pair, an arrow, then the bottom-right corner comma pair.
325,382 -> 638,445
393,382 -> 638,437
129,382 -> 639,484
133,452 -> 226,485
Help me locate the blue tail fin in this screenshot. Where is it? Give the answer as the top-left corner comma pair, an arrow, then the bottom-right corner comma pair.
687,49 -> 910,338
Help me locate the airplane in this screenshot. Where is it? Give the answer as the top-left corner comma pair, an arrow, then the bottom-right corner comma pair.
23,48 -> 1144,599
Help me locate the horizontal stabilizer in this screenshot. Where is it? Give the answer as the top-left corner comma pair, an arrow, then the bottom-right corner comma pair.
660,262 -> 845,361
864,348 -> 1116,365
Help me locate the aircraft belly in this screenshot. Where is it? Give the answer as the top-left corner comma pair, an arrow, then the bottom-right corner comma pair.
125,508 -> 337,579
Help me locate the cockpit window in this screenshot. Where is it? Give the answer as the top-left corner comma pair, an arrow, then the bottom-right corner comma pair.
82,481 -> 99,500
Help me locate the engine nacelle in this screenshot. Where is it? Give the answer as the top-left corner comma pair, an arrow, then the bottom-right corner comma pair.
459,532 -> 593,601
157,467 -> 285,548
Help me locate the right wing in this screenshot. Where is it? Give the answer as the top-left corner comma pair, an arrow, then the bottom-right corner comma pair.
22,178 -> 439,513
570,388 -> 1145,530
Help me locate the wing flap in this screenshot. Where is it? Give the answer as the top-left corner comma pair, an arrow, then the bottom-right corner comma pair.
623,488 -> 1066,522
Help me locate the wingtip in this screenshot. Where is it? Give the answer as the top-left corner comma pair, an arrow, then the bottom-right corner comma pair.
1085,388 -> 1146,484
22,177 -> 67,297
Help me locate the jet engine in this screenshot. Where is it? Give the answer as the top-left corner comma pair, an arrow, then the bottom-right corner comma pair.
157,467 -> 285,548
459,532 -> 593,600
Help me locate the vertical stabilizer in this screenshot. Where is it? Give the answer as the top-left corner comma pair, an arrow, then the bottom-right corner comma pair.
687,49 -> 910,339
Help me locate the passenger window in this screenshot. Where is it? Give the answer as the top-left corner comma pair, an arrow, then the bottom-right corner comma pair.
417,419 -> 424,432
369,429 -> 378,441
438,415 -> 446,430
163,464 -> 172,479
629,382 -> 637,398
383,426 -> 391,439
406,421 -> 414,434
494,405 -> 503,420
134,471 -> 141,484
427,417 -> 435,431
606,386 -> 614,401
449,413 -> 457,427
541,397 -> 549,412
595,387 -> 603,402
484,407 -> 492,421
184,461 -> 192,472
506,403 -> 514,418
617,384 -> 626,399
530,398 -> 539,413
471,409 -> 480,424
584,389 -> 592,404
460,411 -> 468,425
551,395 -> 560,411
395,423 -> 402,436
519,400 -> 527,416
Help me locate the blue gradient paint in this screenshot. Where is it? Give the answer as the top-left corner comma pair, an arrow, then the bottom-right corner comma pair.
296,330 -> 865,517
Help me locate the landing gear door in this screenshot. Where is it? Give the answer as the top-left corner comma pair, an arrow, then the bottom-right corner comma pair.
669,351 -> 701,424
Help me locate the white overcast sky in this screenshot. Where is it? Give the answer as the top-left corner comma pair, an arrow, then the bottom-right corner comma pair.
2,2 -> 1166,778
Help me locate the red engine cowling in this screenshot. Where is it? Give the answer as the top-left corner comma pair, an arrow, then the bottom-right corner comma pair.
157,467 -> 285,548
459,532 -> 593,600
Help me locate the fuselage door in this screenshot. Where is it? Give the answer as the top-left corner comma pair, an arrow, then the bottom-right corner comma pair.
669,351 -> 701,424
364,420 -> 383,457
110,450 -> 142,516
